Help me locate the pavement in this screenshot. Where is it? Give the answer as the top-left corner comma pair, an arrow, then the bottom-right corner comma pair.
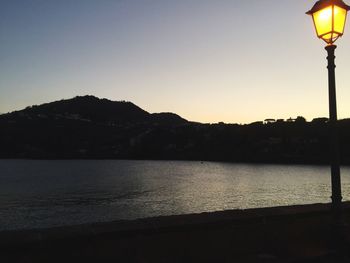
1,202 -> 350,263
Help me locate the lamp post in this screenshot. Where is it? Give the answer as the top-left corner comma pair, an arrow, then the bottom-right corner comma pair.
307,0 -> 350,218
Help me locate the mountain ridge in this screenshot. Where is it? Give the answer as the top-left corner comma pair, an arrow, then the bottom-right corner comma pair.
2,95 -> 188,126
1,95 -> 350,164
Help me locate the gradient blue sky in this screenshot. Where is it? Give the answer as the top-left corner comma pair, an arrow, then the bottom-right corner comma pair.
1,0 -> 350,123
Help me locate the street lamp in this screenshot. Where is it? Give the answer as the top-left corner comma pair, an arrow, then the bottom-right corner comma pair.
307,0 -> 350,217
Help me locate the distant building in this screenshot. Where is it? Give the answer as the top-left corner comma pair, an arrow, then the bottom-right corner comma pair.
264,119 -> 276,124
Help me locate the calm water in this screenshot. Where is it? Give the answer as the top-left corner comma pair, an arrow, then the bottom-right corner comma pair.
0,160 -> 349,231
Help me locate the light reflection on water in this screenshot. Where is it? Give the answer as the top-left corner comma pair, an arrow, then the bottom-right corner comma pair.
0,160 -> 349,231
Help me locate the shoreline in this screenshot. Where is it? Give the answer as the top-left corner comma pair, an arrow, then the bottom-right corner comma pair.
2,158 -> 350,167
2,202 -> 350,262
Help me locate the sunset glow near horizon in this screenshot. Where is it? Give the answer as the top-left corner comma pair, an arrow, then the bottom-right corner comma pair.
1,0 -> 350,124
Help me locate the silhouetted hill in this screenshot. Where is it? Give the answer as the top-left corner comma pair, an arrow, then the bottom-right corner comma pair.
1,96 -> 350,164
151,113 -> 188,125
2,96 -> 188,125
25,95 -> 149,123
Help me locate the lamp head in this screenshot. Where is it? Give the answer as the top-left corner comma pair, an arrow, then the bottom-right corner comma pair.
307,0 -> 350,44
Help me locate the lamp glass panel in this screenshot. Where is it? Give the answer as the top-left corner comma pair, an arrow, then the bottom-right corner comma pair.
334,6 -> 347,34
321,33 -> 337,43
313,6 -> 333,37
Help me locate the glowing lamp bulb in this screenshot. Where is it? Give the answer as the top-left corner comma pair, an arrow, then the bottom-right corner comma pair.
307,0 -> 350,44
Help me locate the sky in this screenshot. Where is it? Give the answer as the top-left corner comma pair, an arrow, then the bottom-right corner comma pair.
1,0 -> 350,124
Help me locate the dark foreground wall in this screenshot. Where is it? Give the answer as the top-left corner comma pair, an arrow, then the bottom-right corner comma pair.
1,203 -> 350,263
